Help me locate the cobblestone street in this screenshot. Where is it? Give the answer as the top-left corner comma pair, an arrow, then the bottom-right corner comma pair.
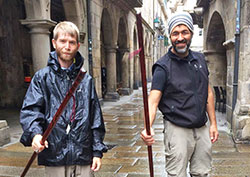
0,88 -> 250,176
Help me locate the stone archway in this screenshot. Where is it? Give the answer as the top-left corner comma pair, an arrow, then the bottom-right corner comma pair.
117,17 -> 130,95
205,11 -> 227,113
61,0 -> 85,29
100,8 -> 119,101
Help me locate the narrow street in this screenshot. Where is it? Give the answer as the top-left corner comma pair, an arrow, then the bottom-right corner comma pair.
0,88 -> 250,176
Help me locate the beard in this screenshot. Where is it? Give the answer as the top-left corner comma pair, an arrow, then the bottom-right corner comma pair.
56,49 -> 77,63
57,52 -> 74,61
172,39 -> 192,54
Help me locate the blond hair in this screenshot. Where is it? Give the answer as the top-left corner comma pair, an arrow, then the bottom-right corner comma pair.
53,21 -> 80,43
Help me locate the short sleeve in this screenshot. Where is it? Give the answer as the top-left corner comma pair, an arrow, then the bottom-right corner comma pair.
151,65 -> 167,92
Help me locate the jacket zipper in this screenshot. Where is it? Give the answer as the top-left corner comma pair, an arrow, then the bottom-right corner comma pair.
66,73 -> 74,164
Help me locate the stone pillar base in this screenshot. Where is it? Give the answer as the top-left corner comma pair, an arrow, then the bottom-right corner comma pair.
118,88 -> 132,95
0,120 -> 10,146
104,92 -> 120,102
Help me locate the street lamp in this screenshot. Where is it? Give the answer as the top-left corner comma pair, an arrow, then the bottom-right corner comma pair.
154,17 -> 161,29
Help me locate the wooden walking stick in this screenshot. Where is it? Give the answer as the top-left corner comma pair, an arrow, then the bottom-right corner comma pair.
136,13 -> 154,177
20,68 -> 87,177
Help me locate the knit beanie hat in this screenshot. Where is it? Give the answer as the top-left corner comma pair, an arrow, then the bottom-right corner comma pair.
168,11 -> 194,35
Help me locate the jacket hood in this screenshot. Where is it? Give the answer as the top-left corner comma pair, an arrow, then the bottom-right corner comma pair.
47,51 -> 84,74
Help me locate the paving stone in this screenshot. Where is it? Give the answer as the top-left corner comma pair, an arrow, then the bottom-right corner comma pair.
127,174 -> 163,177
116,120 -> 141,126
105,128 -> 138,135
105,140 -> 136,147
212,145 -> 236,153
134,158 -> 165,166
111,146 -> 141,152
212,152 -> 250,159
211,175 -> 244,177
212,158 -> 250,166
114,152 -> 150,160
104,134 -> 138,141
211,165 -> 250,175
94,172 -> 128,177
0,166 -> 45,177
138,146 -> 164,153
102,158 -> 137,166
133,140 -> 164,146
236,143 -> 250,153
0,155 -> 40,168
213,132 -> 235,147
97,164 -> 122,173
116,117 -> 141,121
118,164 -> 164,175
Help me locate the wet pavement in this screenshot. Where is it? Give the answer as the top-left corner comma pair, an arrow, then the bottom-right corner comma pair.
1,88 -> 250,177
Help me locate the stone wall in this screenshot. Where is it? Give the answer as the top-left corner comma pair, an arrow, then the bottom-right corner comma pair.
0,1 -> 31,108
233,0 -> 250,141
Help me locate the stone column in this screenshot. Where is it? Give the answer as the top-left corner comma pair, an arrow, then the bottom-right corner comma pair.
233,25 -> 250,142
104,46 -> 119,101
21,19 -> 56,72
119,48 -> 131,95
133,55 -> 140,89
145,55 -> 149,81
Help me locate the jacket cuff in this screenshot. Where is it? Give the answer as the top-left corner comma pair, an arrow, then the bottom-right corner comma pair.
93,151 -> 103,158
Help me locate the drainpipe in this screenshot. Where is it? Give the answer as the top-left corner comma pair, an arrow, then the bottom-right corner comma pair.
232,0 -> 241,124
86,0 -> 93,76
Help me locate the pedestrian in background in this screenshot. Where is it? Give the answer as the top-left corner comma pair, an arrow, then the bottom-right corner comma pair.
141,12 -> 219,177
20,21 -> 107,177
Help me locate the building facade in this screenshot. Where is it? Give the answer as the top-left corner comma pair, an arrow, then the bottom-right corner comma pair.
0,0 -> 169,109
193,0 -> 250,142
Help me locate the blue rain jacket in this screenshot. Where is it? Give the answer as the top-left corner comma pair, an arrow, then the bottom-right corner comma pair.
20,51 -> 107,166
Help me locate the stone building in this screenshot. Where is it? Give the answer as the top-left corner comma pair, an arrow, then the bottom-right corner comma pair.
192,0 -> 250,142
0,0 -> 169,109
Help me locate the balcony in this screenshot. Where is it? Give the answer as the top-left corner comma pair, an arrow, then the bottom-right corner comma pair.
192,0 -> 212,28
113,0 -> 143,11
126,0 -> 143,8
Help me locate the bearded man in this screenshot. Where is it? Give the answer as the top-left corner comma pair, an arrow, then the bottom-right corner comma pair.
140,12 -> 219,177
